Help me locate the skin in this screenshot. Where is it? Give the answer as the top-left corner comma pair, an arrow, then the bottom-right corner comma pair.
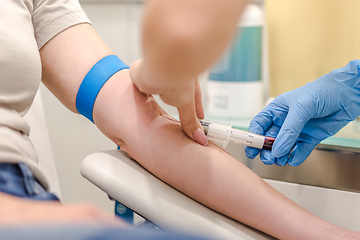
130,0 -> 250,145
36,24 -> 359,239
0,192 -> 127,227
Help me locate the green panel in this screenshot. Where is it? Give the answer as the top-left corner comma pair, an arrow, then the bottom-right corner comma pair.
209,26 -> 262,82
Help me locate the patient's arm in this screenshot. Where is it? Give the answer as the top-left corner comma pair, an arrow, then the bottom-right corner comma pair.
40,24 -> 359,240
93,73 -> 358,240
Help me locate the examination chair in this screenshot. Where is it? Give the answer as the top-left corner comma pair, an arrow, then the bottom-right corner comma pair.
81,149 -> 276,240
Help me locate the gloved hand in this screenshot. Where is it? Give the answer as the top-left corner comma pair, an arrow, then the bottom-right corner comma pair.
245,60 -> 360,166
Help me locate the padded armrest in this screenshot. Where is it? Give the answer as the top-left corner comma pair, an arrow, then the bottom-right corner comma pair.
80,150 -> 275,240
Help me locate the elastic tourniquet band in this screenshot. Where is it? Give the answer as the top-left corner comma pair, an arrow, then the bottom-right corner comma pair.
76,55 -> 129,123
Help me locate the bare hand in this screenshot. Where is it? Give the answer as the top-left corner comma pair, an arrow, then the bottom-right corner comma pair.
130,59 -> 208,146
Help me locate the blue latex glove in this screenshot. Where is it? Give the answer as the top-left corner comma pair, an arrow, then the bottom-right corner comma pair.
245,60 -> 360,166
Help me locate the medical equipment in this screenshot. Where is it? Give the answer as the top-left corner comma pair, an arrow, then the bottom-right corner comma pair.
76,55 -> 129,123
200,119 -> 274,150
207,4 -> 264,118
161,115 -> 274,150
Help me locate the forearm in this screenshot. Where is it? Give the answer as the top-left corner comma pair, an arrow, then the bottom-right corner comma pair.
139,0 -> 249,91
93,72 -> 345,240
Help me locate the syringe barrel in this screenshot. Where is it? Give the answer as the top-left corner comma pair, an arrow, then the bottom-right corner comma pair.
229,128 -> 264,149
199,119 -> 275,150
199,119 -> 232,148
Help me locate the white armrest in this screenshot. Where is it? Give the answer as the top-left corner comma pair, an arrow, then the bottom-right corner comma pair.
80,150 -> 275,240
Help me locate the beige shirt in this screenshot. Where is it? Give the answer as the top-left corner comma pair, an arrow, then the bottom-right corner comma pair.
0,0 -> 90,189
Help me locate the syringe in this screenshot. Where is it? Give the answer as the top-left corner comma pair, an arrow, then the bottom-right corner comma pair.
160,115 -> 274,150
199,119 -> 275,150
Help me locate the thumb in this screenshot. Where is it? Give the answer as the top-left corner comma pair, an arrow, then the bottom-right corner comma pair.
177,102 -> 208,146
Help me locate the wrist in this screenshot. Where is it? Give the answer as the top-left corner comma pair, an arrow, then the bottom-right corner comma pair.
326,60 -> 360,120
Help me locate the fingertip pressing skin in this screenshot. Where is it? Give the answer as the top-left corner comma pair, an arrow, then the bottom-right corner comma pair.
193,127 -> 208,146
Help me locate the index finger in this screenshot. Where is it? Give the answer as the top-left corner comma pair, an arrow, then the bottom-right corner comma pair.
178,101 -> 208,146
194,78 -> 205,119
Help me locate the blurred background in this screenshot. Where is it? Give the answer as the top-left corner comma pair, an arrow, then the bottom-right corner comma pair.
266,0 -> 360,96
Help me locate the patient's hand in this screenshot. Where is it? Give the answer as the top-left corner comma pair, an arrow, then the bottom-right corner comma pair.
0,192 -> 127,227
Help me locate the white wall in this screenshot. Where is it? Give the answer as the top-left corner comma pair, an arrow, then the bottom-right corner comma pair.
41,1 -> 145,214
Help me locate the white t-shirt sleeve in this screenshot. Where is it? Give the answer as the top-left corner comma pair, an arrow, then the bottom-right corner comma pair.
32,0 -> 91,50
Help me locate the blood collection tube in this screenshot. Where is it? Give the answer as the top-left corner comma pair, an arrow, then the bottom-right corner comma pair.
199,119 -> 275,150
